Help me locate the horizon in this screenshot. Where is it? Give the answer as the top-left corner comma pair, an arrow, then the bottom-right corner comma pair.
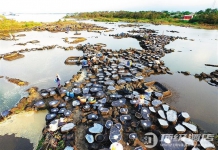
0,0 -> 217,14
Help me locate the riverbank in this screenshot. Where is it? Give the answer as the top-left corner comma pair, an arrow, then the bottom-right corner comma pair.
69,17 -> 218,30
0,17 -> 107,39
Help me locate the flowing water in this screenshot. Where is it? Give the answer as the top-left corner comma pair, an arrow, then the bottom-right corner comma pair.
0,13 -> 217,146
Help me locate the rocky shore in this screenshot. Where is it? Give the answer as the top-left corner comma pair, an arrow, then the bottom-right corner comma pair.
0,21 -> 107,40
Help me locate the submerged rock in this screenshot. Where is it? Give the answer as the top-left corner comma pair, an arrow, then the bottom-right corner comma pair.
1,110 -> 10,118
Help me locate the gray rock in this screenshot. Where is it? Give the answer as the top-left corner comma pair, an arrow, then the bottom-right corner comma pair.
89,123 -> 103,133
61,123 -> 76,133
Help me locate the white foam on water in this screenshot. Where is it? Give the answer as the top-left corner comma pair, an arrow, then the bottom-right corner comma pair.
0,110 -> 47,150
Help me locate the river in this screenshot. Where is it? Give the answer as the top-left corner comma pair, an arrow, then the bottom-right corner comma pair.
0,13 -> 217,138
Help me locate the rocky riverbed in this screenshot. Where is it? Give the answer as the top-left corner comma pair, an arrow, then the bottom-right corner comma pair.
0,23 -> 217,150
1,42 -> 216,150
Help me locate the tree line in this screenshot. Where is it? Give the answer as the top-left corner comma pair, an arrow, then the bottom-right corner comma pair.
67,8 -> 218,24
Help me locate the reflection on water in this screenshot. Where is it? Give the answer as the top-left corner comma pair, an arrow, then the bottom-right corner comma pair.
146,73 -> 218,133
0,134 -> 33,150
0,110 -> 47,149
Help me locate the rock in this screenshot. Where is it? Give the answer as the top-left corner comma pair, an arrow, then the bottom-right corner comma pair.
120,115 -> 131,124
34,100 -> 45,108
162,104 -> 170,111
28,40 -> 40,44
50,108 -> 59,113
178,112 -> 190,122
166,110 -> 177,124
111,98 -> 126,107
64,146 -> 74,150
99,108 -> 109,115
152,99 -> 162,107
61,123 -> 76,133
50,91 -> 57,96
109,126 -> 122,143
158,110 -> 166,119
85,134 -> 94,143
58,103 -> 66,108
140,120 -> 152,130
89,123 -> 103,133
58,108 -> 66,114
3,53 -> 25,61
48,119 -> 59,132
5,77 -> 28,86
16,34 -> 26,37
64,110 -> 72,117
149,107 -> 156,113
1,110 -> 10,118
72,100 -> 80,106
87,114 -> 98,120
141,107 -> 150,119
120,108 -> 128,114
200,138 -> 215,149
181,71 -> 191,75
105,120 -> 113,129
182,122 -> 198,133
175,124 -> 186,134
45,114 -> 57,122
158,118 -> 169,129
49,100 -> 60,108
180,137 -> 194,146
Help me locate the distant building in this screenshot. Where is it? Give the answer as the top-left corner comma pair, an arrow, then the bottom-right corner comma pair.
183,14 -> 194,20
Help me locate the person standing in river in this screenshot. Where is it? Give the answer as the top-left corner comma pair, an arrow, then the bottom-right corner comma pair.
55,74 -> 61,88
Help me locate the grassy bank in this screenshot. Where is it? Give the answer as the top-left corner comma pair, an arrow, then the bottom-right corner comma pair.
74,17 -> 218,30
0,15 -> 42,38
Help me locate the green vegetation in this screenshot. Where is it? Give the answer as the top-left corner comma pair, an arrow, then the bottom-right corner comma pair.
57,140 -> 65,150
0,16 -> 42,37
66,9 -> 218,29
36,136 -> 45,150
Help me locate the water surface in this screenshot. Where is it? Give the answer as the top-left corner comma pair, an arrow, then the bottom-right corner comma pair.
146,73 -> 218,133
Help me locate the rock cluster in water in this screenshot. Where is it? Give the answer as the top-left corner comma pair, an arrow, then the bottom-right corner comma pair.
0,26 -> 217,149
9,42 -> 211,149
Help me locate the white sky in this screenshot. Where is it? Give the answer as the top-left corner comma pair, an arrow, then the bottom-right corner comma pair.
0,0 -> 217,13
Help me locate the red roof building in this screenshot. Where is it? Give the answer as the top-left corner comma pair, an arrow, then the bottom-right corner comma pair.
183,14 -> 194,20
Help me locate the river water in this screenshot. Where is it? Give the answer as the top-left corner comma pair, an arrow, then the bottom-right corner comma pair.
0,14 -> 217,137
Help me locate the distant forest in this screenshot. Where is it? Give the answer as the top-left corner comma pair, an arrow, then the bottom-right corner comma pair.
66,8 -> 218,24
